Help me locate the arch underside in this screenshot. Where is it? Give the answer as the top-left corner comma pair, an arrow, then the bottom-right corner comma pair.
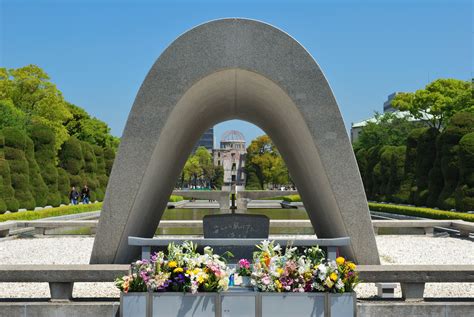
91,19 -> 379,265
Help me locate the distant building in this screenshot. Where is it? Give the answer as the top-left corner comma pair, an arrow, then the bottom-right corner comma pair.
193,127 -> 214,152
383,92 -> 400,113
213,130 -> 246,190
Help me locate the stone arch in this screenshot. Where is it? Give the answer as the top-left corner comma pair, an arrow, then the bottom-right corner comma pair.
91,18 -> 379,265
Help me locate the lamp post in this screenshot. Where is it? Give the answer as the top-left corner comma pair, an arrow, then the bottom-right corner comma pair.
230,170 -> 237,214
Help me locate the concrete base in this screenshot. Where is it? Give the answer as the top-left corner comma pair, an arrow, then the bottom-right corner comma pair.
1,299 -> 473,317
0,301 -> 120,317
459,229 -> 471,237
401,282 -> 425,301
376,283 -> 397,298
0,229 -> 9,238
358,300 -> 474,317
48,282 -> 74,301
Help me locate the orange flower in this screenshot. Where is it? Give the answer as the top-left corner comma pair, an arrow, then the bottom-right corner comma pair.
264,255 -> 271,267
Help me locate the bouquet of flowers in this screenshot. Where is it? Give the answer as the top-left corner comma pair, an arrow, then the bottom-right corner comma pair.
115,259 -> 152,293
237,259 -> 251,277
115,241 -> 232,294
311,256 -> 359,293
251,240 -> 325,292
250,240 -> 358,294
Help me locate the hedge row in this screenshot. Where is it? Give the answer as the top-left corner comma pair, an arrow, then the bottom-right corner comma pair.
368,202 -> 474,223
0,125 -> 116,214
278,194 -> 474,222
169,195 -> 184,202
281,195 -> 301,202
0,202 -> 102,222
0,195 -> 184,222
356,112 -> 474,211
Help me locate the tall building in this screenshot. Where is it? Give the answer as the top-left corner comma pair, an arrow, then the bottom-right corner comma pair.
193,127 -> 214,152
213,130 -> 246,190
383,92 -> 400,113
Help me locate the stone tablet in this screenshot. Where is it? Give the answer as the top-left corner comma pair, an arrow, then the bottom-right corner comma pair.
203,214 -> 269,261
203,214 -> 270,239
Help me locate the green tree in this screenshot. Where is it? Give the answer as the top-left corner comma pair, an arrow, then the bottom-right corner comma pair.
59,136 -> 84,187
246,135 -> 289,189
388,146 -> 408,203
353,112 -> 422,151
0,131 -> 19,213
364,146 -> 382,200
183,156 -> 202,186
5,65 -> 72,150
25,136 -> 49,207
80,142 -> 99,202
3,127 -> 36,210
194,146 -> 214,187
0,99 -> 27,130
412,128 -> 439,206
57,167 -> 71,204
456,132 -> 474,211
211,165 -> 224,189
436,112 -> 474,209
30,124 -> 62,206
392,79 -> 473,131
65,103 -> 119,149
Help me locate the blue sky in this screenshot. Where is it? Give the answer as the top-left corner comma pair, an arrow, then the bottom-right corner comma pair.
1,0 -> 472,146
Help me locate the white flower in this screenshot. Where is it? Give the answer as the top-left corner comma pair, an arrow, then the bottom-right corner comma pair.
203,246 -> 213,255
336,279 -> 344,290
261,240 -> 270,252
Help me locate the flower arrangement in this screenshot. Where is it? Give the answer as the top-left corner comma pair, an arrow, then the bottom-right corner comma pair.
115,240 -> 359,295
311,256 -> 359,293
237,259 -> 251,277
250,240 -> 358,293
115,241 -> 232,294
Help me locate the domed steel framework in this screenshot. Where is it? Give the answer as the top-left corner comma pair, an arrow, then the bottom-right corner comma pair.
221,130 -> 245,142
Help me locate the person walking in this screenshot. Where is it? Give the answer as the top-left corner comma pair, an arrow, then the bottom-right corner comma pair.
69,186 -> 79,205
81,185 -> 90,204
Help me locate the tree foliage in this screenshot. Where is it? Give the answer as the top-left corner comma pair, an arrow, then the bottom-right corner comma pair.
245,135 -> 289,189
353,112 -> 422,151
392,79 -> 473,130
0,65 -> 118,210
356,111 -> 474,211
181,146 -> 221,188
456,132 -> 474,211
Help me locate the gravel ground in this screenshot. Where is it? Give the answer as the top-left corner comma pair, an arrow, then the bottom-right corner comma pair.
0,235 -> 472,299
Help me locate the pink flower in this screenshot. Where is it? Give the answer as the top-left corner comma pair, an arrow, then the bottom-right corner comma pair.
238,259 -> 250,269
262,276 -> 271,285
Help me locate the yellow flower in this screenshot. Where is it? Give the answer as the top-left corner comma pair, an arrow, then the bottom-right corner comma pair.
330,272 -> 338,281
347,262 -> 356,270
193,268 -> 201,275
197,275 -> 205,284
325,277 -> 334,288
168,261 -> 177,268
186,270 -> 191,275
173,267 -> 184,273
336,257 -> 345,266
276,268 -> 284,276
275,280 -> 283,291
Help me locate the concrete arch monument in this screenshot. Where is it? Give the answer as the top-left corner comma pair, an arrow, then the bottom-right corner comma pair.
91,18 -> 380,265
